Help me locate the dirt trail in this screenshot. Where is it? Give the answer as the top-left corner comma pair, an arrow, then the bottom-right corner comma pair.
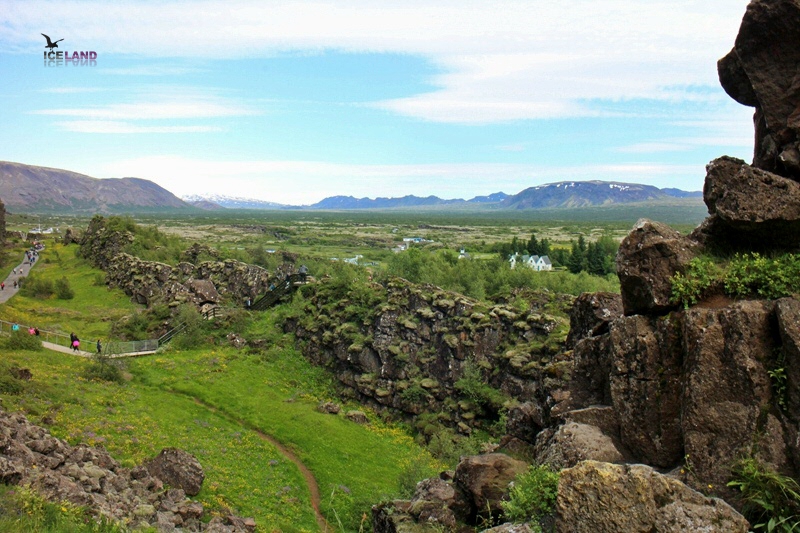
192,398 -> 332,532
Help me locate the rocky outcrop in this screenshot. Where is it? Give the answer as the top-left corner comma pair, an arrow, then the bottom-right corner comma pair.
698,156 -> 800,249
372,453 -> 526,532
145,448 -> 205,497
284,277 -> 573,434
0,409 -> 253,532
615,219 -> 698,316
555,461 -> 749,533
565,292 -> 622,348
453,454 -> 528,524
718,0 -> 800,178
78,215 -> 293,309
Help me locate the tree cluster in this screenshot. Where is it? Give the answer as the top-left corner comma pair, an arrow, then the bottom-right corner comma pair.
494,232 -> 618,276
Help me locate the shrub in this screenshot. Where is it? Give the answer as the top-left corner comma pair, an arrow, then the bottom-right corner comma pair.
171,304 -> 206,350
83,354 -> 125,384
725,253 -> 800,299
400,384 -> 430,405
54,276 -> 75,300
18,274 -> 54,299
501,464 -> 560,529
454,361 -> 506,412
3,330 -> 43,351
728,457 -> 800,532
670,257 -> 719,309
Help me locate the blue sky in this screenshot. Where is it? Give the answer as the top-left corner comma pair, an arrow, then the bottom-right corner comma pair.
0,0 -> 754,205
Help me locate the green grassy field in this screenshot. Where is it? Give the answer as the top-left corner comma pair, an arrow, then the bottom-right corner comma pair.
0,244 -> 442,532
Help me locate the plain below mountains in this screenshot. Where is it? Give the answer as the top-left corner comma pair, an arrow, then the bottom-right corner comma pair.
0,161 -> 191,214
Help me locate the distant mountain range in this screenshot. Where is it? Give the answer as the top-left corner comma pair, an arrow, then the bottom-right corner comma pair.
0,161 -> 191,213
0,160 -> 702,214
182,194 -> 286,210
501,181 -> 702,209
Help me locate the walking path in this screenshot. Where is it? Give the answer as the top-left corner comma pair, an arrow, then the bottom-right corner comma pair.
192,397 -> 332,532
0,254 -> 36,304
0,250 -> 157,357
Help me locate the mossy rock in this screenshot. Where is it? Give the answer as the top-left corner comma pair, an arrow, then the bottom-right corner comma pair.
544,360 -> 572,380
443,334 -> 459,349
388,345 -> 402,356
348,343 -> 363,353
375,388 -> 391,398
419,378 -> 439,389
509,355 -> 530,369
478,359 -> 493,370
402,319 -> 417,330
417,307 -> 436,319
434,298 -> 455,309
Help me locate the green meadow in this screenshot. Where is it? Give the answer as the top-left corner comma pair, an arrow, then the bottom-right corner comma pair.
0,241 -> 442,532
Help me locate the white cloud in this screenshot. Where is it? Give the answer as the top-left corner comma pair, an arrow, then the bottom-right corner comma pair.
5,0 -> 750,123
100,65 -> 206,76
55,121 -> 221,133
33,99 -> 252,120
95,155 -> 706,205
39,87 -> 104,94
30,87 -> 256,132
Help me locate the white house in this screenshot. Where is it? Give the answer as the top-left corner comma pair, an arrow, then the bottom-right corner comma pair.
509,253 -> 552,271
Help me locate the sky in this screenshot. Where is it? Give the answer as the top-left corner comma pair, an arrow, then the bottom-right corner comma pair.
0,0 -> 755,205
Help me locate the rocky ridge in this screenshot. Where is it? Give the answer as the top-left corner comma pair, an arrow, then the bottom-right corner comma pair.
285,279 -> 573,435
0,408 -> 253,531
78,216 -> 297,310
376,1 -> 800,530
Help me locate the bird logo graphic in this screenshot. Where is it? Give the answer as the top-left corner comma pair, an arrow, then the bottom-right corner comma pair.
41,33 -> 64,50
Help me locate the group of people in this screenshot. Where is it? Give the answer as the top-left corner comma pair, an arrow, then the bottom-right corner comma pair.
10,323 -> 38,335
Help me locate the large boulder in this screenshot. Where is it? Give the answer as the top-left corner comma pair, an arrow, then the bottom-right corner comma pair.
718,0 -> 800,177
615,219 -> 699,316
145,448 -> 205,496
186,279 -> 220,304
555,461 -> 749,533
701,156 -> 800,248
534,420 -> 627,470
452,453 -> 528,524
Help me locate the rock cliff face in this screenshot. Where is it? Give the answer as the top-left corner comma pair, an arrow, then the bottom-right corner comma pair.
285,279 -> 573,434
377,1 -> 800,530
78,215 -> 291,309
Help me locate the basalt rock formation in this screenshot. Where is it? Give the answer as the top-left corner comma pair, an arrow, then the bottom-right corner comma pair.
530,0 -> 800,525
285,279 -> 573,435
376,1 -> 800,530
77,215 -> 294,310
0,408 -> 253,532
718,0 -> 800,178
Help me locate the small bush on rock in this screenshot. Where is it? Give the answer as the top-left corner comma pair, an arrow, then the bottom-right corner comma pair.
728,458 -> 800,533
501,464 -> 559,530
670,257 -> 719,308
